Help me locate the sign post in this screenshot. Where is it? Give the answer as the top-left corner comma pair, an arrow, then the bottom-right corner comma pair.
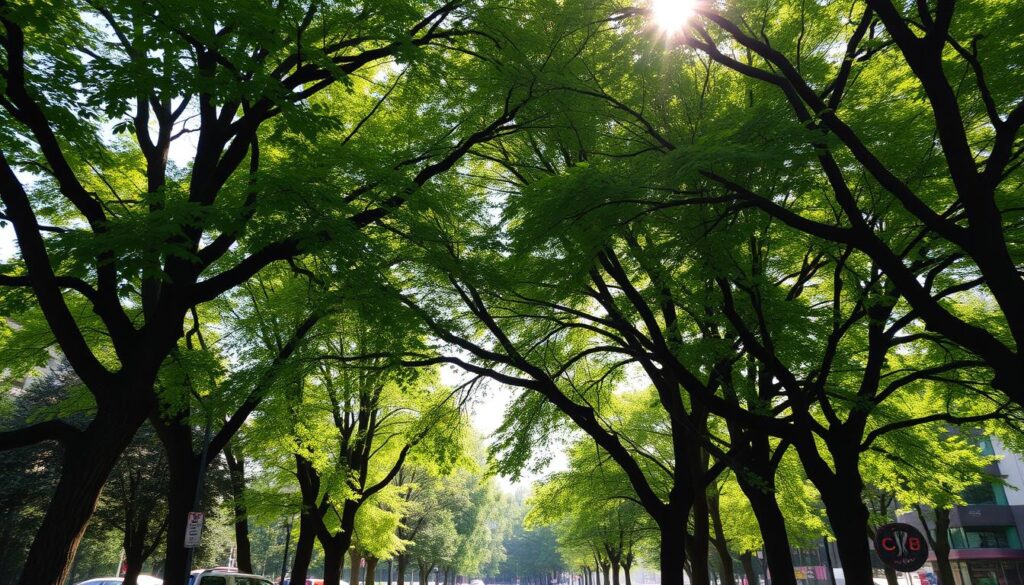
874,523 -> 929,573
184,511 -> 205,548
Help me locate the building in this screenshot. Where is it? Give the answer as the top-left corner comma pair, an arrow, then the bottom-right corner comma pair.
898,436 -> 1024,585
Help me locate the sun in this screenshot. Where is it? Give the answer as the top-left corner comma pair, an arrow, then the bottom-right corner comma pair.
650,0 -> 695,35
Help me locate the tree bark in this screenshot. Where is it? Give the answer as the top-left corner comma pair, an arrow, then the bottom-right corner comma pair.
739,552 -> 758,585
709,491 -> 737,585
224,443 -> 253,573
123,539 -> 144,585
290,513 -> 317,585
918,506 -> 955,585
816,475 -> 873,585
366,556 -> 379,585
16,405 -> 149,585
350,548 -> 363,585
882,565 -> 899,585
320,540 -> 345,585
418,563 -> 433,585
398,555 -> 410,585
690,489 -> 712,585
658,513 -> 687,585
736,479 -> 797,585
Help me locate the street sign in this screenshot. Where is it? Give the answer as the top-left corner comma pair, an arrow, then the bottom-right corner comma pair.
874,522 -> 929,572
184,511 -> 204,548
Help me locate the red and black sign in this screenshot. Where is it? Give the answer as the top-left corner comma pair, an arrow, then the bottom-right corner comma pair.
874,523 -> 929,572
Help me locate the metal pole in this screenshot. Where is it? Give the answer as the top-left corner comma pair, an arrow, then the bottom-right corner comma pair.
821,538 -> 837,585
184,417 -> 214,583
280,517 -> 293,584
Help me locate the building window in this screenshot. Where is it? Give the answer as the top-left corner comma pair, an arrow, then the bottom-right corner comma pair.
949,527 -> 1022,549
962,481 -> 1009,506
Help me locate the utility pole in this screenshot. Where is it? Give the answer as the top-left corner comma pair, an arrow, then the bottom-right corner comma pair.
183,416 -> 214,583
279,517 -> 293,584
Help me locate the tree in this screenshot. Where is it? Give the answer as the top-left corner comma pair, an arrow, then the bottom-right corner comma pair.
92,423 -> 171,585
0,2 -> 522,582
663,0 -> 1024,408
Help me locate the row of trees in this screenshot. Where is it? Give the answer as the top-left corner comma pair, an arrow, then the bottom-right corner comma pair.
0,356 -> 515,585
1,1 -> 1023,585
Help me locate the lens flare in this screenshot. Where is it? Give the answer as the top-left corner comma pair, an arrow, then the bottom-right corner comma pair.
651,0 -> 695,34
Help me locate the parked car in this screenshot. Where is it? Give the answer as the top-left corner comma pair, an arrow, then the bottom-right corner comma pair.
470,579 -> 485,585
75,577 -> 163,585
189,567 -> 274,585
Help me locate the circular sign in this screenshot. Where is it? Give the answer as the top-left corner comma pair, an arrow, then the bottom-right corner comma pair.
874,523 -> 929,572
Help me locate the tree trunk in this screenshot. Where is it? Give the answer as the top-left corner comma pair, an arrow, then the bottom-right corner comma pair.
224,443 -> 253,573
690,492 -> 712,585
366,556 -> 379,585
351,548 -> 362,585
418,563 -> 433,585
919,506 -> 955,585
290,513 -> 316,585
739,552 -> 758,585
398,555 -> 409,585
17,406 -> 148,585
709,492 -> 737,585
882,565 -> 899,585
658,516 -> 687,585
737,480 -> 797,585
322,539 -> 346,585
818,478 -> 873,585
622,560 -> 633,585
123,539 -> 144,585
152,411 -> 202,585
611,561 -> 620,585
601,563 -> 610,585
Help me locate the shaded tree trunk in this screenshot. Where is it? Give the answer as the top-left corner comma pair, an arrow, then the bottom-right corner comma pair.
709,491 -> 737,585
16,404 -> 150,585
918,506 -> 955,585
398,555 -> 410,585
736,479 -> 797,585
224,443 -> 253,573
739,552 -> 758,585
366,555 -> 379,585
351,548 -> 363,585
417,563 -> 433,585
882,565 -> 899,585
815,473 -> 873,585
658,512 -> 687,585
290,512 -> 316,585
